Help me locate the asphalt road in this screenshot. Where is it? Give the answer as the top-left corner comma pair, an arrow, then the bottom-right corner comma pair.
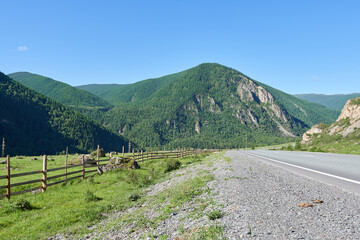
242,150 -> 360,195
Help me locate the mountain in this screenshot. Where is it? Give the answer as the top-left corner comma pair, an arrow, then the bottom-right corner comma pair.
8,72 -> 113,111
294,93 -> 360,111
76,70 -> 188,105
79,63 -> 339,149
301,97 -> 360,154
0,72 -> 128,156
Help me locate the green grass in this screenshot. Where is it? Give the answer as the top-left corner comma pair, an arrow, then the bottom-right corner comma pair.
0,153 -> 211,239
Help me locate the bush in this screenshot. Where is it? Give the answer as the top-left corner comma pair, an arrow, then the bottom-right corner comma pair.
206,210 -> 224,220
90,148 -> 105,157
11,198 -> 33,211
129,193 -> 141,202
164,159 -> 181,172
84,190 -> 101,202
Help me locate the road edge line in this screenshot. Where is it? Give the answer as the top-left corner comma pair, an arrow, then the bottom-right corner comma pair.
243,151 -> 360,186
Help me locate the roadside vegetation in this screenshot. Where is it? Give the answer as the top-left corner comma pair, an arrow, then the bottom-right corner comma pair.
279,136 -> 360,155
0,153 -> 215,239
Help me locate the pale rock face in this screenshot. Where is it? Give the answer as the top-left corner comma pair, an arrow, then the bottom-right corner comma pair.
237,78 -> 257,101
195,120 -> 200,134
269,104 -> 288,123
257,86 -> 274,103
302,125 -> 323,143
208,96 -> 221,113
337,98 -> 360,124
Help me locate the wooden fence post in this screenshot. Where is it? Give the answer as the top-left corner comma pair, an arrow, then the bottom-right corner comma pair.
122,146 -> 124,157
150,149 -> 153,160
42,155 -> 47,192
141,150 -> 143,163
81,155 -> 85,179
6,155 -> 10,200
97,145 -> 100,166
132,149 -> 135,161
65,147 -> 68,182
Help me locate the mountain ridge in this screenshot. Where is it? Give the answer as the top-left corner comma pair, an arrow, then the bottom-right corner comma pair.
8,72 -> 113,110
0,72 -> 129,155
294,93 -> 360,111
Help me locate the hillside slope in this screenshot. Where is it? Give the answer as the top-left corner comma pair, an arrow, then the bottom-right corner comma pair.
8,72 -> 113,110
0,72 -> 128,156
77,70 -> 188,105
294,93 -> 360,111
85,63 -> 338,149
302,97 -> 360,154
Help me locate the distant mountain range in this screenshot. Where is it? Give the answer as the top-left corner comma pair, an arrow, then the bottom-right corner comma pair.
5,63 -> 341,153
0,72 -> 128,156
294,93 -> 360,111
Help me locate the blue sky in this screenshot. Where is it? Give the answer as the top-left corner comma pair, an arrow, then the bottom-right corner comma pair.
1,0 -> 359,94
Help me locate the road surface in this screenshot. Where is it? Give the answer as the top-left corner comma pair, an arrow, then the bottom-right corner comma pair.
242,150 -> 360,195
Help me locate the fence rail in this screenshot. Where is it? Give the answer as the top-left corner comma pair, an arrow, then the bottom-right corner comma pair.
0,148 -> 215,200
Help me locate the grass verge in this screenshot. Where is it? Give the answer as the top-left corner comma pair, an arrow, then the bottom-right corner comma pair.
0,154 -> 210,239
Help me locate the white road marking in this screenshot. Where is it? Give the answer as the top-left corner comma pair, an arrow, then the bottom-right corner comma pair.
244,151 -> 360,185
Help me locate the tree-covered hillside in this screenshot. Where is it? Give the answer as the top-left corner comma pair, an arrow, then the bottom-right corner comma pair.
76,70 -> 188,105
83,63 -> 339,149
0,72 -> 128,156
294,93 -> 360,111
8,72 -> 113,111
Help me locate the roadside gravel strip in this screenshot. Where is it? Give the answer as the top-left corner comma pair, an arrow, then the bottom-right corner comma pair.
63,150 -> 359,239
218,150 -> 360,239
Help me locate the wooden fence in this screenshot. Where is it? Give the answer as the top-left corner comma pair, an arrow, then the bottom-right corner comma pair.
0,147 -> 213,200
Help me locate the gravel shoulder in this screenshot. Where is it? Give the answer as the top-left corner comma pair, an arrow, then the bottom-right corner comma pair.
68,150 -> 360,239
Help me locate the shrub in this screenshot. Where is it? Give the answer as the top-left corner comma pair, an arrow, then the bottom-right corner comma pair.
11,198 -> 33,211
129,193 -> 141,202
84,190 -> 101,202
206,210 -> 224,220
90,148 -> 105,157
164,159 -> 181,172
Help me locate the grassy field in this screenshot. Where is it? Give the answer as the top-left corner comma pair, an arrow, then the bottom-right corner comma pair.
0,152 -> 216,239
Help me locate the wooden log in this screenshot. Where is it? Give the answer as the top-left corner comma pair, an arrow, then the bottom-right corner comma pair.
64,169 -> 83,176
11,186 -> 42,196
10,179 -> 42,188
10,170 -> 42,178
42,155 -> 47,192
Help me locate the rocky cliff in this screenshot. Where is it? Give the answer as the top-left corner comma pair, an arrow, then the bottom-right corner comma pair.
302,97 -> 360,143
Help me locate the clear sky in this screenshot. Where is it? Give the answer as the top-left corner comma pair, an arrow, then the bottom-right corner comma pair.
1,0 -> 359,94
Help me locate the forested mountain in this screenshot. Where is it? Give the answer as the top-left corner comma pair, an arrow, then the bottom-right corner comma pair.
294,93 -> 360,111
76,70 -> 188,105
0,72 -> 128,156
8,72 -> 113,111
79,63 -> 339,149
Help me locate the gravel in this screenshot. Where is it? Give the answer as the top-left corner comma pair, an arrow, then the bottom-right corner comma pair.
52,151 -> 360,239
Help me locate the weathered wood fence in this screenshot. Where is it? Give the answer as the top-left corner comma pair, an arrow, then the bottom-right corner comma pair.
0,147 -> 213,200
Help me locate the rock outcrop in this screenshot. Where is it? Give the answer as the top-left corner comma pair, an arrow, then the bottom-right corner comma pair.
302,97 -> 360,143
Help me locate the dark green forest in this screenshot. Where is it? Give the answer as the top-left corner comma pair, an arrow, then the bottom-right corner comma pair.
9,72 -> 113,111
0,72 -> 129,156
